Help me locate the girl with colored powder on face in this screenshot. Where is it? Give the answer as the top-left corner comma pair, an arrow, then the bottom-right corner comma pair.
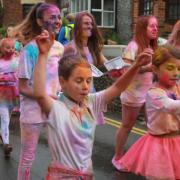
0,38 -> 19,157
112,15 -> 158,167
116,45 -> 180,180
16,3 -> 64,180
64,11 -> 107,124
33,30 -> 153,180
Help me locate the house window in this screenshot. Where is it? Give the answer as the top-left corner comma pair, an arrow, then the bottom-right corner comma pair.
139,0 -> 153,15
70,0 -> 115,28
71,0 -> 89,13
166,0 -> 180,24
91,0 -> 115,28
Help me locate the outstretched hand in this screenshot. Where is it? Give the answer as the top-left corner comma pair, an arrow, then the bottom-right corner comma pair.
36,30 -> 55,55
108,67 -> 129,79
135,48 -> 154,67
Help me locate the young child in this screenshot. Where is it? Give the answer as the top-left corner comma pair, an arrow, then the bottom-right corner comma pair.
115,45 -> 180,180
16,3 -> 64,180
34,30 -> 153,179
0,38 -> 19,157
57,13 -> 75,45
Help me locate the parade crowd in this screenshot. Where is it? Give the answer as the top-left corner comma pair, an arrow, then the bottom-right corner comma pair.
0,2 -> 180,180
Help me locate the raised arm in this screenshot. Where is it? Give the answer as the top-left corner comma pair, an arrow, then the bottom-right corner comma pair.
33,30 -> 54,115
104,48 -> 153,103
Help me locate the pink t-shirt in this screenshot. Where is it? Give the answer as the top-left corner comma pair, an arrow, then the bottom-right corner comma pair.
120,41 -> 153,107
146,86 -> 180,135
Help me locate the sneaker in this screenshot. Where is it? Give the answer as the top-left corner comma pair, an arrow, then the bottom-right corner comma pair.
4,144 -> 13,157
112,157 -> 127,172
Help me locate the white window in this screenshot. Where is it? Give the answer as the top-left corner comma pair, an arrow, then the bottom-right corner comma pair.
70,0 -> 115,28
71,0 -> 89,13
91,0 -> 115,28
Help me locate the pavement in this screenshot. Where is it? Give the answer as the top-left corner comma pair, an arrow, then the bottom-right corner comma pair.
0,112 -> 147,180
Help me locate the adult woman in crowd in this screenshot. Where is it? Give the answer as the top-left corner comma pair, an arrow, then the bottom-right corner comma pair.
112,15 -> 158,169
64,11 -> 107,124
16,3 -> 64,180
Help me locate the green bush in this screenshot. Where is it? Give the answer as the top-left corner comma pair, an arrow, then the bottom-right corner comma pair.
103,29 -> 121,44
0,27 -> 6,38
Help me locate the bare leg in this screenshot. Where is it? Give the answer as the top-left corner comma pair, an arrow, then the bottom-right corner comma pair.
114,104 -> 143,160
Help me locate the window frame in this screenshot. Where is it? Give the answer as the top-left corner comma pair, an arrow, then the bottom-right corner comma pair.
139,0 -> 154,15
22,4 -> 34,18
165,0 -> 180,24
70,0 -> 115,28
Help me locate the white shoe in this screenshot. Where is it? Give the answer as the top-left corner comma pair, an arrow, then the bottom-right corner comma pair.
112,157 -> 127,172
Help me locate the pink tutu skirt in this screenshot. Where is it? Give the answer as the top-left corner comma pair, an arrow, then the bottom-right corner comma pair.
119,133 -> 180,180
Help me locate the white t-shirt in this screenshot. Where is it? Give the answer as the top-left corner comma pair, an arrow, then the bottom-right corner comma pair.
46,91 -> 107,173
120,40 -> 153,107
18,40 -> 64,123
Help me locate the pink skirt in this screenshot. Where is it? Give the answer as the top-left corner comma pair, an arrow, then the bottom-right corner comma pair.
119,133 -> 180,180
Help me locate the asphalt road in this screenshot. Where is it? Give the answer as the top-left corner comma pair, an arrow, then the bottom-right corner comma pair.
0,114 -> 147,180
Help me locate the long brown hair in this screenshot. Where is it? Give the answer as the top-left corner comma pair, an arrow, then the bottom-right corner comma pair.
14,3 -> 59,45
168,20 -> 180,47
74,12 -> 104,67
134,15 -> 158,54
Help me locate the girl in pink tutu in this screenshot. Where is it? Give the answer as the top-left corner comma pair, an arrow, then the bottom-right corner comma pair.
116,45 -> 180,180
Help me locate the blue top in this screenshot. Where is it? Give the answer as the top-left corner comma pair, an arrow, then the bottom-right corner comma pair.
57,23 -> 74,45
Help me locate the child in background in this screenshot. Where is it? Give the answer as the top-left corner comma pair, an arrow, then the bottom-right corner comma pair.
6,26 -> 23,55
16,3 -> 63,180
112,15 -> 158,165
57,13 -> 75,45
0,38 -> 19,157
34,30 -> 153,179
117,45 -> 180,180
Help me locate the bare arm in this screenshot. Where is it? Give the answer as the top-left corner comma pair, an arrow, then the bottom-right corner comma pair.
139,65 -> 153,73
100,53 -> 107,63
104,49 -> 153,103
33,31 -> 54,115
19,78 -> 36,99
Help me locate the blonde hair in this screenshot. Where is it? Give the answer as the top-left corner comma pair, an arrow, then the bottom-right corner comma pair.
167,20 -> 180,47
0,38 -> 15,48
153,44 -> 180,68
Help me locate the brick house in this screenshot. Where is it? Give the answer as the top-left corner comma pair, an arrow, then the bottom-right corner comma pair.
65,0 -> 180,42
133,0 -> 180,38
0,0 -> 180,42
0,0 -> 57,27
